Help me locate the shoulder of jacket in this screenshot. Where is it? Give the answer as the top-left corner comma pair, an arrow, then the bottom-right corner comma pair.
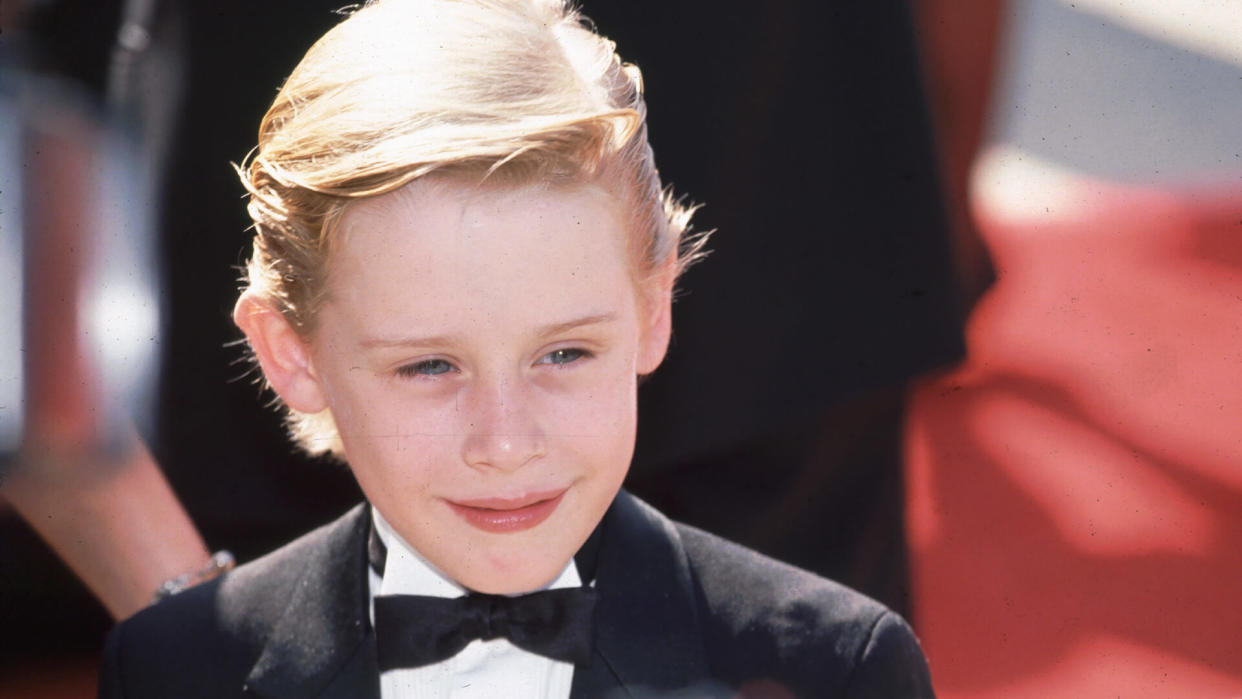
672,520 -> 933,695
105,503 -> 368,672
675,521 -> 891,635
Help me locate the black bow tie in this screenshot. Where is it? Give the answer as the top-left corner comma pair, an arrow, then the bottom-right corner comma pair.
374,587 -> 598,672
367,511 -> 603,672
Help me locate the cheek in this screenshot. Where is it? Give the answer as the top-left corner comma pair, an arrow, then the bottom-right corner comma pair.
324,376 -> 464,483
545,361 -> 639,460
579,375 -> 637,433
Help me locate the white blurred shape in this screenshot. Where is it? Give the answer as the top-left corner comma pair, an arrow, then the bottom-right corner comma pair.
1065,0 -> 1242,67
972,144 -> 1096,224
990,0 -> 1242,185
84,132 -> 162,437
0,89 -> 24,456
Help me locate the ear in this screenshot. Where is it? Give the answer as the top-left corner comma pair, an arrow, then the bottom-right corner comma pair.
636,262 -> 676,375
233,292 -> 328,414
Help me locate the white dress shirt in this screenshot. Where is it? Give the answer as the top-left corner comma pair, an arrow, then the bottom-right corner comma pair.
369,506 -> 579,699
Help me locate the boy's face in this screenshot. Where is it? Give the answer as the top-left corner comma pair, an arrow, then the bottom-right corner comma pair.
285,179 -> 669,594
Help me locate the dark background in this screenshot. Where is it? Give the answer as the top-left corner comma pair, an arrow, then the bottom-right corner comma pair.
2,0 -> 967,663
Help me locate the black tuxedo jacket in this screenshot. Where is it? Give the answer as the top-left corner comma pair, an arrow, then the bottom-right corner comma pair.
99,492 -> 934,697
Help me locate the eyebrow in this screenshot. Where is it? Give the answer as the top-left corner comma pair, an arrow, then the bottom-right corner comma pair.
535,312 -> 618,340
358,312 -> 618,350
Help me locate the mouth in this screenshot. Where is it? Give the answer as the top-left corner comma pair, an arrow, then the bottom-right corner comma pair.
446,488 -> 567,533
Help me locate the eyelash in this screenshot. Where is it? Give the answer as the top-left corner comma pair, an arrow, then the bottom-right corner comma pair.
394,348 -> 593,378
395,358 -> 456,378
536,348 -> 592,367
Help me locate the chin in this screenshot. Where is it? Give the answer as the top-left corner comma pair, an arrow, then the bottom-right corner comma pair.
457,539 -> 576,595
460,562 -> 567,595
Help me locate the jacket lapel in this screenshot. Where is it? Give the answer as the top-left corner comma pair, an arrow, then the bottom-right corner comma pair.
570,491 -> 715,698
239,493 -> 712,698
244,504 -> 381,699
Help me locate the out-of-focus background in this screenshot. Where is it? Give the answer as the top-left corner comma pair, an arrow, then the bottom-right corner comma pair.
1,1 -> 1239,696
907,1 -> 1242,696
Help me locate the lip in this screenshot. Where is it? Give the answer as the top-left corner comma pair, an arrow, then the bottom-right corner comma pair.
446,488 -> 567,533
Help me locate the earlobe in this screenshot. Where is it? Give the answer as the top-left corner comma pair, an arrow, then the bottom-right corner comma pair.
233,293 -> 329,414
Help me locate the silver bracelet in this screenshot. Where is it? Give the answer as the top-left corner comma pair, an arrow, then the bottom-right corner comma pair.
152,550 -> 236,603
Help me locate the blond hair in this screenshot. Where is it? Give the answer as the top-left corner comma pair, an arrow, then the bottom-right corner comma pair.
237,0 -> 706,457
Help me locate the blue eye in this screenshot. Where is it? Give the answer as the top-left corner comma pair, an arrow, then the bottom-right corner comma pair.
538,348 -> 590,366
397,358 -> 456,377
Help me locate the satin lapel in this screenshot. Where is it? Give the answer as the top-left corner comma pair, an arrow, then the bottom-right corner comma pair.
569,491 -> 713,698
245,504 -> 381,699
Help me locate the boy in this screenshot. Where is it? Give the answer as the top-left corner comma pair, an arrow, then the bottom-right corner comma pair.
100,1 -> 935,696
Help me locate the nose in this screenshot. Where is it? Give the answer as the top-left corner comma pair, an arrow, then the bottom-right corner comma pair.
460,373 -> 546,472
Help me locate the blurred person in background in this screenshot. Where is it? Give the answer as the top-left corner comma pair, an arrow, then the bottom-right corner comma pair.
0,0 -> 214,631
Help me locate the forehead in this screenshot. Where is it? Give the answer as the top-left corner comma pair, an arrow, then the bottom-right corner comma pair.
324,178 -> 636,338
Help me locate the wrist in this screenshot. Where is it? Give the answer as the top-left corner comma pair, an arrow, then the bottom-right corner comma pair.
152,550 -> 235,603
